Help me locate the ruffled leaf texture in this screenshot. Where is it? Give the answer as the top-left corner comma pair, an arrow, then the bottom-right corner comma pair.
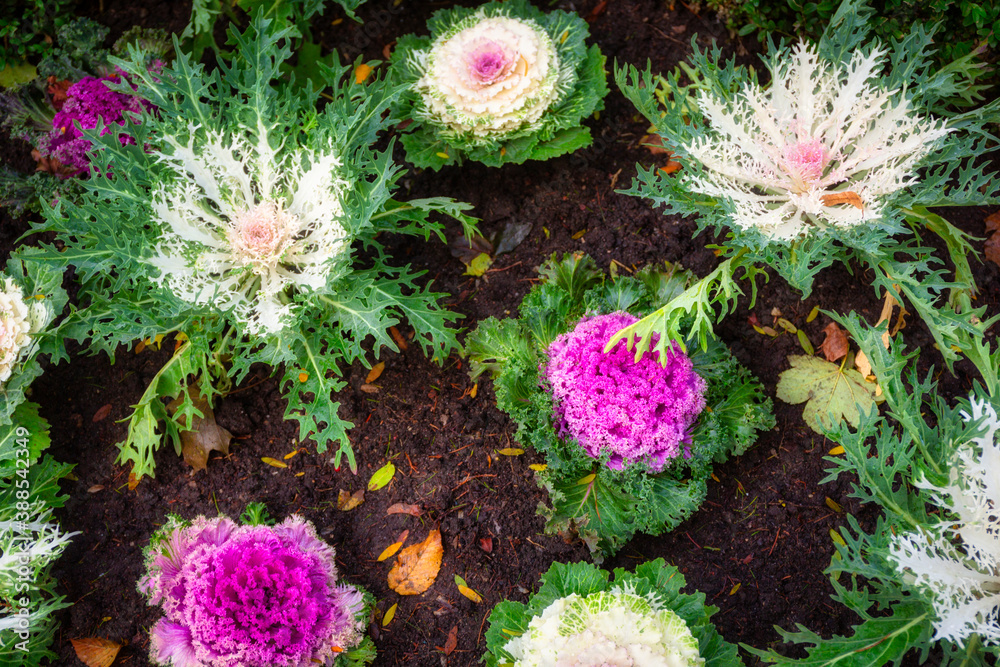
139,515 -> 372,667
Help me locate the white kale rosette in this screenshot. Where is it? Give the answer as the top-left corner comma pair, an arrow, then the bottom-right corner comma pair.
148,125 -> 350,335
888,397 -> 1000,646
485,560 -> 742,667
391,0 -> 607,168
684,42 -> 949,240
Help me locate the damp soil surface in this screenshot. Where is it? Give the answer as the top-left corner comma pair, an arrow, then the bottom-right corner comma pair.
3,1 -> 1000,666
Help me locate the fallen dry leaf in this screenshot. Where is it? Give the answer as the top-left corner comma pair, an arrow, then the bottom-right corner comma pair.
47,76 -> 72,110
819,322 -> 849,362
167,387 -> 232,473
457,583 -> 483,603
640,133 -> 671,156
261,457 -> 287,469
92,404 -> 112,423
479,537 -> 493,553
87,485 -> 104,493
855,349 -> 873,378
820,191 -> 864,211
388,529 -> 443,595
71,637 -> 123,667
354,63 -> 372,84
127,473 -> 140,491
985,212 -> 1000,267
360,384 -> 380,394
382,602 -> 397,627
337,489 -> 365,511
387,503 -> 422,517
443,625 -> 458,655
366,362 -> 386,384
389,326 -> 409,352
379,530 -> 410,561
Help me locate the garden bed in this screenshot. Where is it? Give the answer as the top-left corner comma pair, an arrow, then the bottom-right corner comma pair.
2,0 -> 998,665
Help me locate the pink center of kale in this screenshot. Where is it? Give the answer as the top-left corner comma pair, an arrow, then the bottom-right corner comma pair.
783,138 -> 829,187
466,39 -> 513,85
229,202 -> 292,265
544,312 -> 707,472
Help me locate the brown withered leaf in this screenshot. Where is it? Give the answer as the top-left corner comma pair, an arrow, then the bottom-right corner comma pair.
479,536 -> 493,553
92,404 -> 112,423
819,322 -> 849,362
71,637 -> 123,667
389,326 -> 409,352
337,489 -> 365,511
640,133 -> 671,156
31,149 -> 77,177
388,529 -> 443,595
985,213 -> 1000,267
47,76 -> 72,110
386,503 -> 422,517
443,625 -> 458,655
167,386 -> 232,473
366,362 -> 385,384
820,191 -> 864,211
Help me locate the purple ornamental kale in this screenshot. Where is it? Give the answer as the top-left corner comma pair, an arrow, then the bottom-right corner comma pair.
39,72 -> 155,177
545,312 -> 707,471
139,515 -> 366,667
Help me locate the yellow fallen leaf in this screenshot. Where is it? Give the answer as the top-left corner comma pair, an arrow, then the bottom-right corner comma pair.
469,383 -> 478,398
262,457 -> 287,469
382,602 -> 397,627
825,497 -> 844,513
378,541 -> 404,562
366,362 -> 385,384
729,583 -> 741,595
295,472 -> 305,477
457,584 -> 482,603
528,464 -> 547,472
71,638 -> 123,667
828,445 -> 845,455
806,305 -> 820,323
576,473 -> 596,485
496,448 -> 523,456
388,529 -> 443,595
283,449 -> 299,460
354,63 -> 372,84
855,349 -> 872,378
572,229 -> 587,240
436,152 -> 449,159
337,489 -> 365,511
830,529 -> 846,546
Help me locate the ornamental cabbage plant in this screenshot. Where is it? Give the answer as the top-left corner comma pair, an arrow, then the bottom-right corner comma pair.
32,13 -> 477,480
389,0 -> 608,169
888,398 -> 1000,647
140,513 -> 374,667
467,254 -> 773,558
746,314 -> 1000,665
484,559 -> 741,667
611,0 -> 1000,368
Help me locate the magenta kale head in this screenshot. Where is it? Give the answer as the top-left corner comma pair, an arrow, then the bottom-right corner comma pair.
39,73 -> 154,177
139,515 -> 367,667
544,312 -> 707,471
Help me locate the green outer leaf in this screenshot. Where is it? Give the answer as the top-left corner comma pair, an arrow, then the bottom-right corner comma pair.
743,602 -> 930,666
0,402 -> 51,476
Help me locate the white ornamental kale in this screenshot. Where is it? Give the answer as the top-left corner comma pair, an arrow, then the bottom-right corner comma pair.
148,126 -> 350,335
416,15 -> 560,140
503,587 -> 704,667
0,277 -> 50,385
685,41 -> 949,240
889,397 -> 1000,646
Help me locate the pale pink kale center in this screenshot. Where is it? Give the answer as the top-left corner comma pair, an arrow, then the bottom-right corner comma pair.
783,137 -> 829,188
465,39 -> 514,86
228,202 -> 293,266
545,312 -> 707,471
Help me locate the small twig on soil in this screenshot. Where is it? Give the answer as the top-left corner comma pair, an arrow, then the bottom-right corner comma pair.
452,474 -> 496,491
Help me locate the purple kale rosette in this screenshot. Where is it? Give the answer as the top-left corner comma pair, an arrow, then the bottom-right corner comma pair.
39,72 -> 155,177
139,515 -> 369,667
545,311 -> 707,472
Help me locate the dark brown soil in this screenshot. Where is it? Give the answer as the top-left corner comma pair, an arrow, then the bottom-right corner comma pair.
2,1 -> 998,666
